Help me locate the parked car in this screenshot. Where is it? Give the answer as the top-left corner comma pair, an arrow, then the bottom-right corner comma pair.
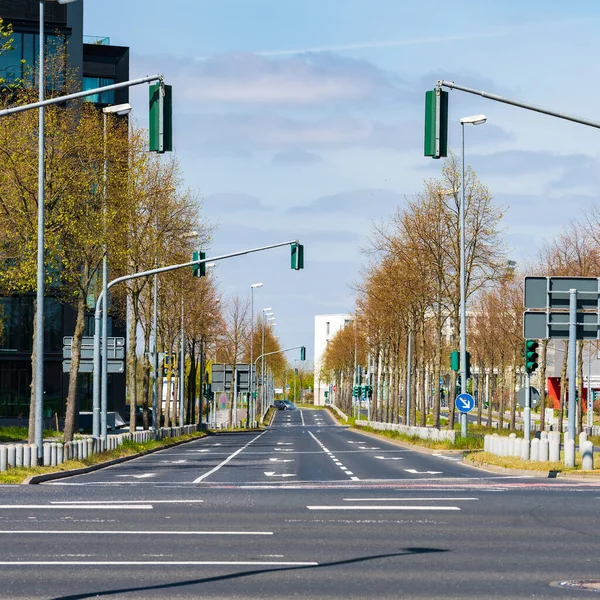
273,400 -> 288,410
283,400 -> 296,410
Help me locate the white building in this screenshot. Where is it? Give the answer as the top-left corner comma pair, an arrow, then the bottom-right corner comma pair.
313,313 -> 352,405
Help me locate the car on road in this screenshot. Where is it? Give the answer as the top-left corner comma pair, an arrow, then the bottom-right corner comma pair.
272,400 -> 296,411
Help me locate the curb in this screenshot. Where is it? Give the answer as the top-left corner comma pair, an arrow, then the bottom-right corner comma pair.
23,434 -> 206,485
462,455 -> 600,479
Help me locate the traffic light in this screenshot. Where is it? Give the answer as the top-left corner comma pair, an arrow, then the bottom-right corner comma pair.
352,386 -> 359,398
465,351 -> 471,380
456,375 -> 462,395
360,385 -> 367,398
525,339 -> 539,374
366,385 -> 373,398
291,243 -> 304,270
450,350 -> 459,372
424,87 -> 448,159
149,82 -> 173,153
192,250 -> 206,277
300,346 -> 306,361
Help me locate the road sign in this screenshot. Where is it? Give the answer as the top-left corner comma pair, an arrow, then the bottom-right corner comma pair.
62,360 -> 124,374
525,276 -> 599,310
455,393 -> 475,413
517,385 -> 540,409
523,310 -> 600,340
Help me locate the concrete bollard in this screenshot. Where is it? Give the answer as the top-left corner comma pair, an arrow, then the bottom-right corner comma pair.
549,436 -> 560,462
57,444 -> 64,465
23,444 -> 31,468
564,439 -> 575,468
541,431 -> 548,440
539,438 -> 549,462
6,444 -> 16,467
0,446 -> 7,471
520,438 -> 530,461
581,441 -> 594,470
579,432 -> 588,449
87,439 -> 94,458
15,445 -> 23,467
513,438 -> 521,458
530,438 -> 540,461
80,439 -> 87,460
42,443 -> 50,466
484,435 -> 490,453
30,444 -> 38,466
50,443 -> 57,467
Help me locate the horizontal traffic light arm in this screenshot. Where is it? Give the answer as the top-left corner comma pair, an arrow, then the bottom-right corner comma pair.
0,74 -> 164,117
254,346 -> 306,367
436,80 -> 600,130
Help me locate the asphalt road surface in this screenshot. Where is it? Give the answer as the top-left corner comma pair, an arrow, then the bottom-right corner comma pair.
0,408 -> 599,599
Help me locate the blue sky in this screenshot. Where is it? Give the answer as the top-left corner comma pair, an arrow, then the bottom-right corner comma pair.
84,1 -> 600,360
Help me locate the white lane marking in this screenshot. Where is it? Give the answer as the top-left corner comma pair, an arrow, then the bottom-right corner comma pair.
358,447 -> 380,450
264,472 -> 296,478
0,560 -> 318,566
343,498 -> 479,502
432,453 -> 461,461
192,431 -> 266,483
0,530 -> 273,535
269,458 -> 294,463
274,448 -> 294,452
343,471 -> 354,475
300,410 -> 305,426
404,469 -> 443,475
307,430 -> 359,481
50,500 -> 204,504
186,449 -> 210,453
116,474 -> 156,479
347,441 -> 363,444
212,443 -> 222,446
0,505 -> 152,510
350,477 -> 360,481
276,443 -> 294,446
307,506 -> 460,511
160,460 -> 187,464
374,456 -> 404,461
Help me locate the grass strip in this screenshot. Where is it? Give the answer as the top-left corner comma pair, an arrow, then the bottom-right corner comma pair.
0,431 -> 206,485
0,426 -> 61,443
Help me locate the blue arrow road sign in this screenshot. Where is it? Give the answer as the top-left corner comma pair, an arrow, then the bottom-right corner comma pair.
455,393 -> 475,413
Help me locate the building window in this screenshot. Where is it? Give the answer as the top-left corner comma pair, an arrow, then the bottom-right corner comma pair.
83,76 -> 115,104
0,33 -> 65,88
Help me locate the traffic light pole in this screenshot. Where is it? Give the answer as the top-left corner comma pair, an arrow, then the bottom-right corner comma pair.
92,239 -> 301,439
524,371 -> 531,445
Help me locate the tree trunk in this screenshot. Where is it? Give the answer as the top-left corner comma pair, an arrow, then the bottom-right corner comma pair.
63,295 -> 86,442
498,362 -> 505,429
127,294 -> 137,433
165,343 -> 173,427
539,340 -> 548,431
27,301 -> 37,444
510,359 -> 517,430
487,363 -> 493,427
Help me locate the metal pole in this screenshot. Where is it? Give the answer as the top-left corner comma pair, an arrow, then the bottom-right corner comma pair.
261,318 -> 265,418
406,318 -> 412,427
179,295 -> 184,427
249,288 -> 254,428
34,0 -> 46,461
151,272 -> 158,430
460,122 -> 468,439
100,112 -> 108,441
588,343 -> 593,430
524,371 -> 531,443
568,289 -> 577,442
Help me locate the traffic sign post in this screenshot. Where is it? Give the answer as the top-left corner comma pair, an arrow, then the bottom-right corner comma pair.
455,393 -> 475,414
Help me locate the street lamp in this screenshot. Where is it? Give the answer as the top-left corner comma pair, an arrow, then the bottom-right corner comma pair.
34,0 -> 80,460
458,113 -> 486,438
99,104 -> 132,441
249,283 -> 263,426
260,308 -> 273,418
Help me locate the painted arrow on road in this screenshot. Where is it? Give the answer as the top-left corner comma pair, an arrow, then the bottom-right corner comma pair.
374,456 -> 404,460
404,469 -> 442,475
276,442 -> 293,445
264,472 -> 296,477
432,453 -> 460,461
274,448 -> 294,452
160,460 -> 187,464
116,473 -> 156,479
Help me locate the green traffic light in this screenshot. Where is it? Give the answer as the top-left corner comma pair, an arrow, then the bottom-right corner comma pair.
525,339 -> 539,373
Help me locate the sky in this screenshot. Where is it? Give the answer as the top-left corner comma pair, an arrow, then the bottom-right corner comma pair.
83,0 -> 600,362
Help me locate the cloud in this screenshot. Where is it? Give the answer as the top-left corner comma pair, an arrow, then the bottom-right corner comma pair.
469,150 -> 595,176
288,189 -> 404,217
137,52 -> 405,108
176,112 -> 421,155
272,150 -> 323,166
204,192 -> 271,214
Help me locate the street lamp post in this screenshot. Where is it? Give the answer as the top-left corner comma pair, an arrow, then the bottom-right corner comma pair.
100,104 -> 132,442
34,0 -> 80,461
249,283 -> 263,426
459,114 -> 486,438
261,308 -> 273,418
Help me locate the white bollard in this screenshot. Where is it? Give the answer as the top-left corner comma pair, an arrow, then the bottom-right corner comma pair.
513,438 -> 521,457
507,436 -> 514,456
43,443 -> 51,466
549,437 -> 560,462
579,432 -> 588,448
484,435 -> 490,453
81,440 -> 88,460
564,439 -> 575,468
57,444 -> 64,465
30,444 -> 38,466
87,439 -> 94,457
530,438 -> 540,461
520,438 -> 530,461
22,444 -> 31,468
50,443 -> 57,467
0,446 -> 7,471
15,445 -> 23,467
581,441 -> 594,470
541,431 -> 548,440
539,438 -> 549,462
7,445 -> 16,467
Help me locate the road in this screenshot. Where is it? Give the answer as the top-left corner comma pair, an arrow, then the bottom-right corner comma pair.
0,408 -> 599,599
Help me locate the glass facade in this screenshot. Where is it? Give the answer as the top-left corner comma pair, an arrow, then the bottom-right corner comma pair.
0,32 -> 65,87
82,76 -> 115,104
